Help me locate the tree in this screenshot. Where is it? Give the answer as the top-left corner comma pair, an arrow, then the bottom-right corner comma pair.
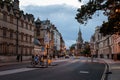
83,42 -> 91,56
69,44 -> 76,52
76,0 -> 120,35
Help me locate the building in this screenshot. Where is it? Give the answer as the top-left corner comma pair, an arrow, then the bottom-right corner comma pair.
0,0 -> 35,62
90,26 -> 111,58
90,26 -> 120,60
34,18 -> 65,57
111,34 -> 120,60
76,27 -> 83,55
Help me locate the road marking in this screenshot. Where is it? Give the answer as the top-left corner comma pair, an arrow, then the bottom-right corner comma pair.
0,68 -> 36,76
111,66 -> 120,69
53,59 -> 69,62
69,60 -> 79,63
79,71 -> 89,74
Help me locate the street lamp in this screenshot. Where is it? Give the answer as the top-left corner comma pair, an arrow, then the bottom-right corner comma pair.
14,11 -> 20,61
13,0 -> 21,61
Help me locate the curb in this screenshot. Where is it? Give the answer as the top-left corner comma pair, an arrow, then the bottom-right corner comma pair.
100,59 -> 112,80
101,62 -> 108,80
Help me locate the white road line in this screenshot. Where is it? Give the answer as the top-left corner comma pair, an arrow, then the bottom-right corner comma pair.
0,68 -> 36,76
53,59 -> 68,62
69,60 -> 79,63
80,71 -> 89,74
111,66 -> 120,69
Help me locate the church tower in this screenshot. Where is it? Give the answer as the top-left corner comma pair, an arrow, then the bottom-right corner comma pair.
76,27 -> 83,55
77,27 -> 83,44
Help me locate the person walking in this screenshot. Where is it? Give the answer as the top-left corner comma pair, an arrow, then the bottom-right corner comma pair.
34,55 -> 39,65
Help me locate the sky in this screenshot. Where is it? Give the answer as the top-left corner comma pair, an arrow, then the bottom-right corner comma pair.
19,0 -> 107,49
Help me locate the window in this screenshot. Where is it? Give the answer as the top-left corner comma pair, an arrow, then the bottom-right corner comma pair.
10,31 -> 13,39
3,13 -> 7,21
3,29 -> 6,38
21,33 -> 23,41
26,23 -> 28,29
10,16 -> 13,23
26,35 -> 28,42
21,21 -> 23,28
37,28 -> 40,36
30,35 -> 32,43
30,24 -> 32,30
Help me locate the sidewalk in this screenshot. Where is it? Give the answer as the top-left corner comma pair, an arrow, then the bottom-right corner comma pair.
101,58 -> 120,80
0,60 -> 31,67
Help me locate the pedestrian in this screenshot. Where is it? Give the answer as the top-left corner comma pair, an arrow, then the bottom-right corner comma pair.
39,55 -> 43,66
16,54 -> 20,62
34,55 -> 39,65
32,54 -> 34,62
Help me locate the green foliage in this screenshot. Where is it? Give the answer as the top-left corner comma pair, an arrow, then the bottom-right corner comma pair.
76,0 -> 120,35
82,42 -> 91,55
69,44 -> 76,51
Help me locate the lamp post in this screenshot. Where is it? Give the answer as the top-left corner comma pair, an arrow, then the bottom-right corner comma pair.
15,13 -> 19,61
14,7 -> 21,62
46,28 -> 50,67
46,44 -> 49,67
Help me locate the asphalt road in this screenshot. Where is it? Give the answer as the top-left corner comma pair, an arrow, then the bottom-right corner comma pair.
0,57 -> 105,80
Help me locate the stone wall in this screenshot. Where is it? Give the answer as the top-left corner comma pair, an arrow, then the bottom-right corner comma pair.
0,56 -> 32,63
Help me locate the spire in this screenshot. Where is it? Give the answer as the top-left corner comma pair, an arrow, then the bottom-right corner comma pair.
77,27 -> 83,44
78,26 -> 81,35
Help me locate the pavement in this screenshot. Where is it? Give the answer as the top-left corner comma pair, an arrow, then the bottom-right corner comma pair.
0,58 -> 120,80
100,58 -> 120,80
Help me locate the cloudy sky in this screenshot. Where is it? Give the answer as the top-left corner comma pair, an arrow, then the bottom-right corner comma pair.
20,0 -> 107,48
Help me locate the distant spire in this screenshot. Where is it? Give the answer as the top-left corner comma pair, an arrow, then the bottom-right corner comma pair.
77,26 -> 83,44
78,26 -> 81,35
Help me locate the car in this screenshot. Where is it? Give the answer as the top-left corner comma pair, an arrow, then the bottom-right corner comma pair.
65,55 -> 69,58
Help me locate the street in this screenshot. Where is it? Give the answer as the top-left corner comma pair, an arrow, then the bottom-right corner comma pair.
0,57 -> 106,80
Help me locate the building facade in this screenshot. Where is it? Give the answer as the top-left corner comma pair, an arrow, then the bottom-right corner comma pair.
0,0 -> 35,62
34,18 -> 65,57
90,26 -> 120,60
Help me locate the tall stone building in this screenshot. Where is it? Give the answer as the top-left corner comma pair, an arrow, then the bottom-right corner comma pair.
0,0 -> 35,61
90,26 -> 120,60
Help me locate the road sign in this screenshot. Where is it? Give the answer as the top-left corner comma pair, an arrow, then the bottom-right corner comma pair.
44,35 -> 49,44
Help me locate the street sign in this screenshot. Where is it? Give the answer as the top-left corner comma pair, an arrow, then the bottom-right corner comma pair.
44,35 -> 49,44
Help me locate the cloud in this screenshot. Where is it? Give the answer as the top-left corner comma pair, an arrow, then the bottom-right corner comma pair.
22,5 -> 79,48
20,0 -> 82,8
20,4 -> 107,48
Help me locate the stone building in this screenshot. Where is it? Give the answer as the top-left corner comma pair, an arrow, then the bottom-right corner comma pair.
90,26 -> 120,60
76,27 -> 83,55
0,0 -> 35,62
90,26 -> 111,58
34,18 -> 65,57
111,34 -> 120,60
